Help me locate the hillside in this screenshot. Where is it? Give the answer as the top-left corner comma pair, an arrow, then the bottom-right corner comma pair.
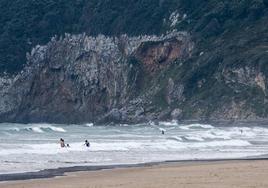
0,0 -> 178,73
0,0 -> 268,123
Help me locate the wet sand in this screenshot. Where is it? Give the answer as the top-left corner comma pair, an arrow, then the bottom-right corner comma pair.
1,160 -> 268,188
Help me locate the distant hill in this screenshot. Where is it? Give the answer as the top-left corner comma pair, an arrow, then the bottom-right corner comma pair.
2,0 -> 266,74
0,0 -> 268,123
0,0 -> 179,73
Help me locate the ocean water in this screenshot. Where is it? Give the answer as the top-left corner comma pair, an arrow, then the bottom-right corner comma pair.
0,121 -> 268,174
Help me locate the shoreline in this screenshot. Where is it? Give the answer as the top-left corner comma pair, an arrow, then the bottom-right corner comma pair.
3,118 -> 268,126
1,157 -> 268,182
2,159 -> 268,188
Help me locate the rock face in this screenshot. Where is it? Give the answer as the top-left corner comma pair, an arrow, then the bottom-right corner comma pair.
1,1 -> 268,124
0,31 -> 193,123
1,26 -> 268,123
134,38 -> 191,74
1,29 -> 268,124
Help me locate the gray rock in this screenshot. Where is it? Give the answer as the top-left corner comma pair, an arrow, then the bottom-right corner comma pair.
0,31 -> 192,124
171,108 -> 183,119
166,78 -> 184,105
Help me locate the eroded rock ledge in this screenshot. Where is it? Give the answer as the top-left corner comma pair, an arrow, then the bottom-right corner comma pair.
0,31 -> 193,123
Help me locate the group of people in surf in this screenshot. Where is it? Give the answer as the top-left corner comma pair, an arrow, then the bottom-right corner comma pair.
59,127 -> 166,148
60,138 -> 90,148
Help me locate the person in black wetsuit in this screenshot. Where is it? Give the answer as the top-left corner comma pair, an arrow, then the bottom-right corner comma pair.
60,138 -> 65,148
84,140 -> 90,147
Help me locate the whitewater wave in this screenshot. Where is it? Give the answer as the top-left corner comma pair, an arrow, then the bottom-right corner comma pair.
179,123 -> 214,130
1,122 -> 267,175
0,137 -> 252,156
167,136 -> 183,142
199,131 -> 231,140
159,128 -> 166,132
190,139 -> 252,148
204,127 -> 267,140
29,127 -> 44,133
85,123 -> 94,127
9,124 -> 66,133
148,121 -> 157,126
159,120 -> 178,126
183,136 -> 204,142
0,141 -> 143,155
164,139 -> 251,149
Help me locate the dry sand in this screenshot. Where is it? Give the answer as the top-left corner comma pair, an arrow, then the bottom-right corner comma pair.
1,160 -> 268,188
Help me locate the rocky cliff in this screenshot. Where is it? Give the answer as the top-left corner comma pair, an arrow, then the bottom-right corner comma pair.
0,31 -> 194,123
0,0 -> 268,124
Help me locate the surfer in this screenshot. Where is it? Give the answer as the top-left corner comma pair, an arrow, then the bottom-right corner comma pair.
159,128 -> 166,135
60,138 -> 65,148
84,140 -> 90,147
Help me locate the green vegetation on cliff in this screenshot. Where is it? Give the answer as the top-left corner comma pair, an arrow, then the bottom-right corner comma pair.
0,0 -> 268,122
1,0 -> 267,74
0,0 -> 177,73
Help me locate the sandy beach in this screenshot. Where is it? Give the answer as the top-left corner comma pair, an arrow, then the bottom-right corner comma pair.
1,160 -> 268,188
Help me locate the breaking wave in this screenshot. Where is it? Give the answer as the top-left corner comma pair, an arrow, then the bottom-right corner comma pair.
179,123 -> 214,130
84,123 -> 94,127
159,120 -> 178,126
9,124 -> 66,133
1,121 -> 268,175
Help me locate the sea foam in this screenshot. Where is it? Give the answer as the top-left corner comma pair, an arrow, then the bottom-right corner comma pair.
9,124 -> 66,133
0,122 -> 267,175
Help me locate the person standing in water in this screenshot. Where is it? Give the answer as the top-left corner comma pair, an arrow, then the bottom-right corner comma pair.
159,128 -> 165,135
60,138 -> 65,148
84,140 -> 90,147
